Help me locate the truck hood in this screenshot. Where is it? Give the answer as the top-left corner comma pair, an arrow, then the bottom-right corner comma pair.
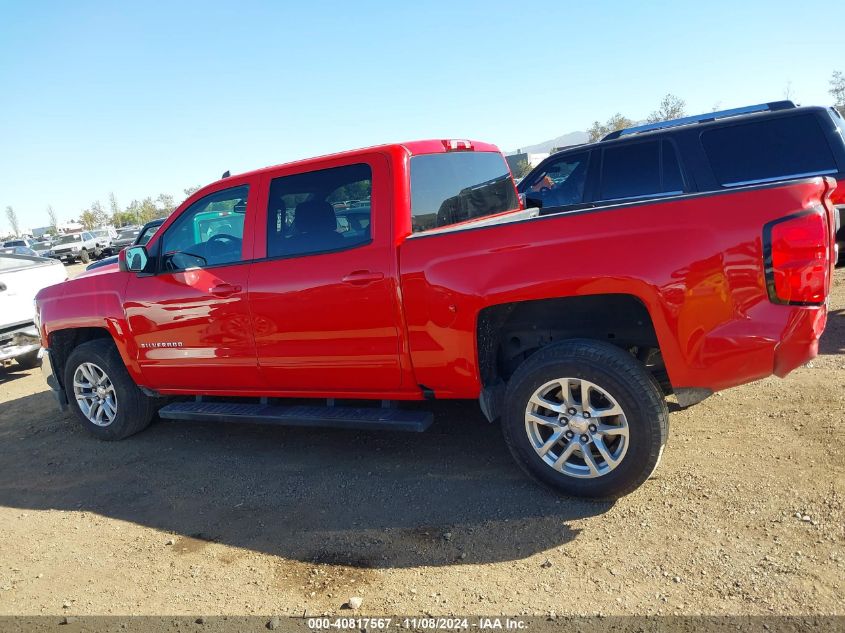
1,256 -> 68,328
75,261 -> 120,279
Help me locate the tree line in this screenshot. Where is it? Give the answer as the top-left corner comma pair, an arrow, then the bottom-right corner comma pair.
3,186 -> 201,238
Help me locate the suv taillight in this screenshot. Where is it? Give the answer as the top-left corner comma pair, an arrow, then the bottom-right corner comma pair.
830,181 -> 845,206
763,210 -> 830,305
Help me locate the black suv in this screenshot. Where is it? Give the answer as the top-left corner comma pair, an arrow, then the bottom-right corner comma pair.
517,101 -> 845,262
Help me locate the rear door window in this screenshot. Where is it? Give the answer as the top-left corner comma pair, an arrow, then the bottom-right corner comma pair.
266,163 -> 372,258
701,114 -> 837,186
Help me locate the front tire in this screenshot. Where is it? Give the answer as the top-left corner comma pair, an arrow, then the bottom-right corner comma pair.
502,339 -> 669,499
79,250 -> 90,263
63,339 -> 155,440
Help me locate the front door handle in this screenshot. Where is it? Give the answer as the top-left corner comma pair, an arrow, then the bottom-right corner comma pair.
341,270 -> 385,285
209,283 -> 242,297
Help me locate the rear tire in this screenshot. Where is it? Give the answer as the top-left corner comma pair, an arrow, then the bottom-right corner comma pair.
15,350 -> 41,369
63,339 -> 154,440
502,339 -> 669,499
79,250 -> 90,263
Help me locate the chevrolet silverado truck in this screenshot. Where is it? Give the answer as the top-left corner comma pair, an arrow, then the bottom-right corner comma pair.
34,139 -> 838,498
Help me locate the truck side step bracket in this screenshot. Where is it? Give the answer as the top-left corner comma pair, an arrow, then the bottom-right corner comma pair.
158,401 -> 433,433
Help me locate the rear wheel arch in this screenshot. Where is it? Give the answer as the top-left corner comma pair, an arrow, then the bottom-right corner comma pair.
476,294 -> 669,420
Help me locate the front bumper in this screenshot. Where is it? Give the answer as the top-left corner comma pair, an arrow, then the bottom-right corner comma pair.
40,348 -> 68,410
0,324 -> 40,363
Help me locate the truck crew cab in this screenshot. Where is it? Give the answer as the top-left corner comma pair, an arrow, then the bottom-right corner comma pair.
35,129 -> 837,498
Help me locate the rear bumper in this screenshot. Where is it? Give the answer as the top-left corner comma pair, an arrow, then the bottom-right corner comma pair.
772,305 -> 827,378
667,304 -> 826,394
40,348 -> 68,411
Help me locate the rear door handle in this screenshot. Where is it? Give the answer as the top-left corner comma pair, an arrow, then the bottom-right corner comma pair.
341,270 -> 385,285
209,283 -> 242,297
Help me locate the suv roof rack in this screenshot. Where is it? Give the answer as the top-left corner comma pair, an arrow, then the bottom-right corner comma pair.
601,100 -> 796,141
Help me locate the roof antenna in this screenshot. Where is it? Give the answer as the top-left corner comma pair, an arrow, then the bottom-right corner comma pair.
221,170 -> 230,179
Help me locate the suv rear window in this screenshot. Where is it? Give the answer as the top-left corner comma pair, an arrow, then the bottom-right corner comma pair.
410,151 -> 518,232
702,114 -> 837,186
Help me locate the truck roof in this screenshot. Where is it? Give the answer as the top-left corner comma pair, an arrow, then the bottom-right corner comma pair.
213,139 -> 502,183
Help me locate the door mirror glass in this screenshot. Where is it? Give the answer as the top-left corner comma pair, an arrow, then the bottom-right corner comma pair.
121,246 -> 149,272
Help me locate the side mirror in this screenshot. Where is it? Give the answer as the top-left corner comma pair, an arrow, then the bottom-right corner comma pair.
119,246 -> 149,273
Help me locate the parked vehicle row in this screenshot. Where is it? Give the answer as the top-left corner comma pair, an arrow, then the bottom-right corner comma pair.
34,100 -> 839,499
86,219 -> 165,271
3,225 -> 148,265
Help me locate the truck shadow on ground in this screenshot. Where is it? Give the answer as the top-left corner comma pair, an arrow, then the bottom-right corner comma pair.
819,308 -> 845,355
0,391 -> 610,568
0,366 -> 31,386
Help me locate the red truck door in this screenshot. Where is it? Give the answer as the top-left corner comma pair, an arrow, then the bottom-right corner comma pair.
123,180 -> 263,391
248,153 -> 404,393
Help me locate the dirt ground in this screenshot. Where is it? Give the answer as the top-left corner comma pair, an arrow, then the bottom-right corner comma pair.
0,263 -> 842,617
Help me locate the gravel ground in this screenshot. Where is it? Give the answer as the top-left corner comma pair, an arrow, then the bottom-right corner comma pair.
0,263 -> 842,617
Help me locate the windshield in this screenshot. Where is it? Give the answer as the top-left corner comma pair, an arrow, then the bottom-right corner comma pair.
56,234 -> 82,244
138,225 -> 160,245
3,240 -> 25,247
410,151 -> 518,233
32,241 -> 50,250
118,230 -> 139,239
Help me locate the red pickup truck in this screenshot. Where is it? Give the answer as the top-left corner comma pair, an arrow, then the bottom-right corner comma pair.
35,139 -> 838,498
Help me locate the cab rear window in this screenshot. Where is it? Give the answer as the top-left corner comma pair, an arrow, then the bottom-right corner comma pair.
702,114 -> 837,187
410,151 -> 518,232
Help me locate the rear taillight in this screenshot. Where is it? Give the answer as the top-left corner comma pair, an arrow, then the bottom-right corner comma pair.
763,210 -> 830,305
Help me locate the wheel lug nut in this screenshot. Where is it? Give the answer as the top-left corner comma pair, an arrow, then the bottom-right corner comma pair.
565,430 -> 574,439
580,434 -> 590,443
582,411 -> 591,418
559,417 -> 568,424
589,424 -> 597,433
567,407 -> 576,415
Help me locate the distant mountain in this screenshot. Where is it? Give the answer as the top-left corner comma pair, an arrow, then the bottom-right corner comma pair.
509,131 -> 589,155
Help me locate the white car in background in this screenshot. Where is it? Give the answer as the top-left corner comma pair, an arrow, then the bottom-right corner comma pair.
90,227 -> 119,256
48,232 -> 102,263
0,254 -> 67,369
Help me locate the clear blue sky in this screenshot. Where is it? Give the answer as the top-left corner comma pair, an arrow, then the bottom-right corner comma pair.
1,0 -> 842,232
